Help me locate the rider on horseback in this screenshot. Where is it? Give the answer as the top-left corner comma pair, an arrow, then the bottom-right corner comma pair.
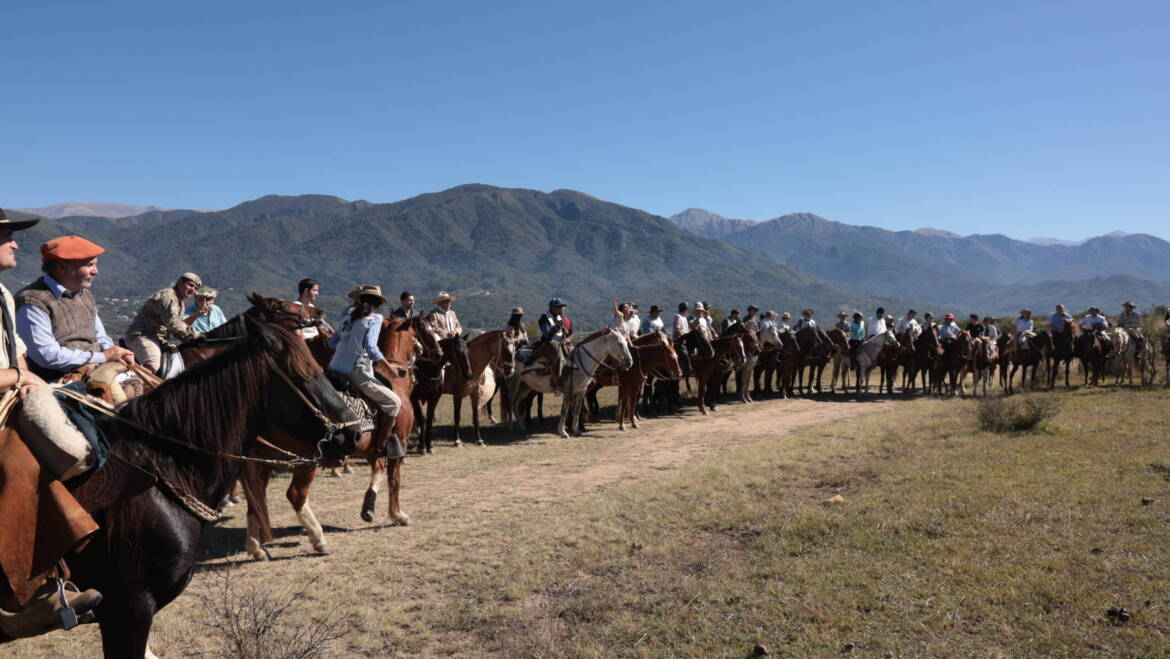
794,309 -> 816,332
1118,301 -> 1141,331
124,273 -> 204,375
848,312 -> 866,363
894,309 -> 920,338
1078,306 -> 1112,356
0,211 -> 103,639
328,286 -> 402,452
938,313 -> 962,344
1009,309 -> 1035,357
1050,304 -> 1072,334
525,298 -> 573,387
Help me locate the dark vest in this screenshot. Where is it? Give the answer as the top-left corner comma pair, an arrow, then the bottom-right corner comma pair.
15,277 -> 102,379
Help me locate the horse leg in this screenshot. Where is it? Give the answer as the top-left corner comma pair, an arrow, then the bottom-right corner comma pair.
97,598 -> 155,659
241,462 -> 274,561
361,455 -> 383,523
471,392 -> 485,445
384,455 -> 409,525
556,395 -> 571,438
287,468 -> 327,553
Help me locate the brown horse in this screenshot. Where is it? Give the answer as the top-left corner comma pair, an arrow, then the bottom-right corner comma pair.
1046,323 -> 1076,388
937,333 -> 971,396
915,326 -> 942,394
240,311 -> 439,562
587,331 -> 681,430
796,327 -> 832,394
690,334 -> 746,414
37,317 -> 361,657
445,330 -> 505,447
971,337 -> 999,396
895,330 -> 920,394
1076,329 -> 1110,386
1003,332 -> 1050,395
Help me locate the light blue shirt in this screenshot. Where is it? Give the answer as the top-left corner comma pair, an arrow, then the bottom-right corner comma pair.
189,303 -> 227,334
15,274 -> 114,372
328,312 -> 385,374
1050,312 -> 1072,332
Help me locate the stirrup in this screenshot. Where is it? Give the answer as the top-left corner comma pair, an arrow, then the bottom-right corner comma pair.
56,580 -> 80,630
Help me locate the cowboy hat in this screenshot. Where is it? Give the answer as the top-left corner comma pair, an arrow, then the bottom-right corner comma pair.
1122,301 -> 1135,308
434,291 -> 456,304
649,305 -> 661,313
348,284 -> 388,304
510,306 -> 524,315
837,311 -> 847,317
0,208 -> 39,232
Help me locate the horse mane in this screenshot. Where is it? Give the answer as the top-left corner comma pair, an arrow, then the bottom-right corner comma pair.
114,322 -> 320,504
578,328 -> 610,344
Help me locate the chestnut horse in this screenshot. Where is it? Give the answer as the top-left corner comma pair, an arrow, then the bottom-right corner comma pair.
445,330 -> 506,446
586,331 -> 681,430
36,317 -> 360,657
936,332 -> 971,396
796,328 -> 833,394
1002,331 -> 1050,395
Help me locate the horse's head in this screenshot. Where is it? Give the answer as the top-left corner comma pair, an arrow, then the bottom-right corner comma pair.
439,335 -> 473,380
685,328 -> 716,358
604,327 -> 634,370
249,316 -> 361,459
883,330 -> 902,350
661,341 -> 683,379
498,338 -> 519,378
247,293 -> 325,332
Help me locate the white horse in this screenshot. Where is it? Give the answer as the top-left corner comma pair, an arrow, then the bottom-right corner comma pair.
854,330 -> 900,394
507,327 -> 633,438
1109,327 -> 1144,386
971,337 -> 998,397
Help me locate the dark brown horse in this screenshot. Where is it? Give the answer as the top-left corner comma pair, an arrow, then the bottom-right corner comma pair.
915,326 -> 942,394
1003,331 -> 1050,395
1076,329 -> 1110,386
411,335 -> 473,454
1048,323 -> 1076,388
47,317 -> 360,657
937,332 -> 971,395
690,334 -> 746,414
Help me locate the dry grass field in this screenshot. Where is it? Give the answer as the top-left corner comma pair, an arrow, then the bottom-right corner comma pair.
9,378 -> 1170,657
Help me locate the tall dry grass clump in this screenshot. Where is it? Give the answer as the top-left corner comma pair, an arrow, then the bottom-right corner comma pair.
191,570 -> 353,659
976,395 -> 1060,433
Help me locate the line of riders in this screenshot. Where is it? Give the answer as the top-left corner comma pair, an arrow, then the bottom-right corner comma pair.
0,205 -> 1165,644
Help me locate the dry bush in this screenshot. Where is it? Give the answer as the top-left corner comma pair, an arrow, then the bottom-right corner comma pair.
976,395 -> 1060,433
190,570 -> 353,659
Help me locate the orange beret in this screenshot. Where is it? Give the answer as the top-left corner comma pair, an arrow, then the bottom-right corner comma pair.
41,235 -> 105,261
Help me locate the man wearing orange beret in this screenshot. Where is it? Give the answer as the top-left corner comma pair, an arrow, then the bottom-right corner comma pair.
15,235 -> 135,381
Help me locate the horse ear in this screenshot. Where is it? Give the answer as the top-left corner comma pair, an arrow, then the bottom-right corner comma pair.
248,292 -> 265,307
244,314 -> 283,353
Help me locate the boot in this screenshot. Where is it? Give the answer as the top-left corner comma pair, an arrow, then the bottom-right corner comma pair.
0,580 -> 101,639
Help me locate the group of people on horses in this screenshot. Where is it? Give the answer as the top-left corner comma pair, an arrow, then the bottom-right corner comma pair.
1,199 -> 1167,643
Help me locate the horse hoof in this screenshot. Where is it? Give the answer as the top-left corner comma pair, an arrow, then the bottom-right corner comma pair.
361,491 -> 377,523
426,447 -> 435,455
454,440 -> 462,447
313,542 -> 330,554
392,512 -> 411,526
476,440 -> 485,446
330,471 -> 341,478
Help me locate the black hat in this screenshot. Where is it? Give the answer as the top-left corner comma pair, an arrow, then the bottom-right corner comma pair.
747,304 -> 759,312
649,305 -> 661,313
549,297 -> 566,308
0,208 -> 40,232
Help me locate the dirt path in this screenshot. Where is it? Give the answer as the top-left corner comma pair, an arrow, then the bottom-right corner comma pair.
11,395 -> 897,657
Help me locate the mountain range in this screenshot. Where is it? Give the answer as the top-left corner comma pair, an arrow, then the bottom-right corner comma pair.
13,202 -> 178,219
6,187 -> 1165,339
668,209 -> 1170,314
3,186 -> 902,336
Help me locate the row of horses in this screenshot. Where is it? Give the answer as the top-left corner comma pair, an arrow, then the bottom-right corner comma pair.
21,296 -> 1154,657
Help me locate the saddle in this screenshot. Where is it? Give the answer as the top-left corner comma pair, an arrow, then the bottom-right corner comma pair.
324,371 -> 378,433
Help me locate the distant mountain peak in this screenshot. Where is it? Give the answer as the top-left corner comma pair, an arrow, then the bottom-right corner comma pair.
1028,236 -> 1079,246
913,227 -> 964,239
668,208 -> 757,240
13,201 -> 174,219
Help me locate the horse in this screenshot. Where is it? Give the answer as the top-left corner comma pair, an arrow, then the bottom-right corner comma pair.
753,326 -> 795,398
895,329 -> 920,394
797,328 -> 833,394
936,332 -> 972,396
586,331 -> 681,430
39,317 -> 361,658
971,337 -> 999,397
825,327 -> 852,393
1076,329 -> 1111,386
715,325 -> 761,403
411,335 -> 473,454
1047,322 -> 1076,388
690,334 -> 746,414
1003,331 -> 1050,395
445,330 -> 506,446
874,335 -> 902,395
239,311 -> 439,562
507,328 -> 632,438
915,326 -> 942,394
854,331 -> 901,394
1109,328 -> 1144,386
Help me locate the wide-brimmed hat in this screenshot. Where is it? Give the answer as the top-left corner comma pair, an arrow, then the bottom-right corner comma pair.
837,311 -> 847,317
649,305 -> 661,313
195,286 -> 218,298
434,291 -> 456,304
1088,306 -> 1100,314
0,208 -> 39,232
178,272 -> 202,288
693,301 -> 706,311
41,235 -> 104,261
1123,301 -> 1135,308
1019,309 -> 1031,316
747,304 -> 759,312
348,284 -> 387,304
510,306 -> 524,315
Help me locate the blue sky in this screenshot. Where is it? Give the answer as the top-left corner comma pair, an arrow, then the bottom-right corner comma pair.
2,1 -> 1166,240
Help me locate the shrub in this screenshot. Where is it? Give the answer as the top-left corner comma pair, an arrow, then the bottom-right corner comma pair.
191,570 -> 353,659
976,396 -> 1060,433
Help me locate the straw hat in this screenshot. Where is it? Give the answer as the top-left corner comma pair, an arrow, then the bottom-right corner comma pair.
195,286 -> 218,298
434,291 -> 456,304
347,284 -> 387,304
